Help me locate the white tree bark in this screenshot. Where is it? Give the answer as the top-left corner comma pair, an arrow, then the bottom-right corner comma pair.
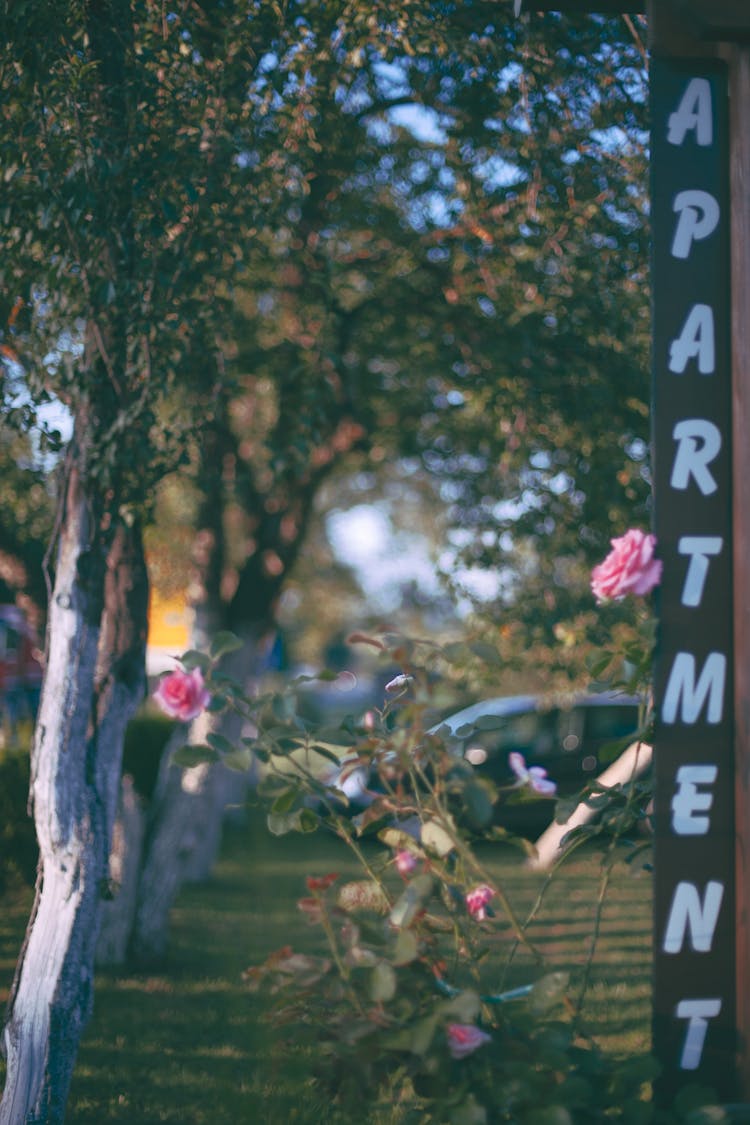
0,467 -> 147,1124
95,777 -> 146,967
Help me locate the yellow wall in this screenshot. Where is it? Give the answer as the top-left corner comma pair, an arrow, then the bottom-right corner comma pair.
147,591 -> 192,652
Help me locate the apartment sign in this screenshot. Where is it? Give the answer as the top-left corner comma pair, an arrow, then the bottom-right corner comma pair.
651,58 -> 735,1100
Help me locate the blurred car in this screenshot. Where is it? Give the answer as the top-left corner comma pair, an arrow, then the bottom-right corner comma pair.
323,691 -> 642,835
435,692 -> 642,833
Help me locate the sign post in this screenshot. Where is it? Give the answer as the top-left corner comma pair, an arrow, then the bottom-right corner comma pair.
650,55 -> 735,1101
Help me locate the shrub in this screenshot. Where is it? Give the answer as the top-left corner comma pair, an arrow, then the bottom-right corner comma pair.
121,710 -> 177,801
0,711 -> 177,893
0,747 -> 37,894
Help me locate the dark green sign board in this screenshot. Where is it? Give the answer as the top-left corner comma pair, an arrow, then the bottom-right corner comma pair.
651,57 -> 736,1101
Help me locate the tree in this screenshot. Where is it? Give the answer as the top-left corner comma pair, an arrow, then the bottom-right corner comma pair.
0,2 -> 298,1117
120,6 -> 650,957
1,4 -> 650,1116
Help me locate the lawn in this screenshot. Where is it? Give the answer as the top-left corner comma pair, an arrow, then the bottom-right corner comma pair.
0,813 -> 652,1123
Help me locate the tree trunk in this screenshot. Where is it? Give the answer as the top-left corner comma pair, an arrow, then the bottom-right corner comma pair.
95,777 -> 146,967
128,630 -> 264,962
0,463 -> 147,1124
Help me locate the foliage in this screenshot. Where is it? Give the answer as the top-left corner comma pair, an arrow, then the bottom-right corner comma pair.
158,604 -> 667,1121
30,3 -> 649,669
121,711 -> 177,801
162,506 -> 740,1123
0,713 -> 176,895
0,423 -> 55,610
0,748 -> 37,895
0,817 -> 652,1123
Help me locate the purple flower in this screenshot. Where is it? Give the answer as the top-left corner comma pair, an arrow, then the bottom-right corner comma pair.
395,850 -> 418,877
509,752 -> 557,796
446,1023 -> 492,1060
465,884 -> 494,921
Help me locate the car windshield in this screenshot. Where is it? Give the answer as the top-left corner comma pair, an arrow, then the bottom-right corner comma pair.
460,707 -> 558,761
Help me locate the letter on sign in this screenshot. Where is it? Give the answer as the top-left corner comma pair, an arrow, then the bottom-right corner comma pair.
667,78 -> 713,147
662,653 -> 726,725
669,305 -> 715,375
670,419 -> 722,495
671,764 -> 718,835
678,536 -> 723,607
676,999 -> 722,1070
662,881 -> 724,953
671,191 -> 720,259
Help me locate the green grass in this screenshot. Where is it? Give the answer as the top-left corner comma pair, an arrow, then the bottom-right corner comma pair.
0,815 -> 652,1123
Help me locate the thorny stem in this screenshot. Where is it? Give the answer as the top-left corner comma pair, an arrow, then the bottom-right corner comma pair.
330,816 -> 394,909
573,744 -> 647,1021
409,757 -> 544,967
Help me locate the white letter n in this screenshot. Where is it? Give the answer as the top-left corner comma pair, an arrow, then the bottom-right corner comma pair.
662,881 -> 724,953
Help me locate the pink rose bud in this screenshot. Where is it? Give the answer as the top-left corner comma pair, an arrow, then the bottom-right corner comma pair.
153,666 -> 211,721
590,528 -> 663,603
385,673 -> 413,693
446,1022 -> 492,1060
395,849 -> 418,877
465,884 -> 494,921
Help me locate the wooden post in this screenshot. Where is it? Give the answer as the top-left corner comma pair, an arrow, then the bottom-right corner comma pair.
728,41 -> 750,1101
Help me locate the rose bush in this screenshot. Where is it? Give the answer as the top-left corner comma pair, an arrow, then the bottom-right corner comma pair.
161,530 -> 728,1120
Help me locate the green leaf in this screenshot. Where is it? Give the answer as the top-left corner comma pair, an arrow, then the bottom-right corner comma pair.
209,631 -> 244,660
206,732 -> 234,755
442,989 -> 480,1023
314,727 -> 357,747
171,744 -> 219,768
586,652 -> 614,678
179,650 -> 211,672
389,875 -> 433,928
462,782 -> 494,829
527,972 -> 570,1016
450,1096 -> 488,1125
271,694 -> 296,722
222,748 -> 255,772
271,787 -> 300,814
421,817 -> 456,857
370,961 -> 397,1003
409,1014 -> 438,1056
267,810 -> 304,836
298,808 -> 319,833
523,1108 -> 573,1125
393,928 -> 419,966
379,828 -> 425,856
468,641 -> 503,666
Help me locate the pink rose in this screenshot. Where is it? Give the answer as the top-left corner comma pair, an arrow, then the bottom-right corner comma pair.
590,529 -> 662,603
153,666 -> 211,721
395,850 -> 418,877
509,751 -> 557,796
465,884 -> 494,921
446,1023 -> 492,1060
